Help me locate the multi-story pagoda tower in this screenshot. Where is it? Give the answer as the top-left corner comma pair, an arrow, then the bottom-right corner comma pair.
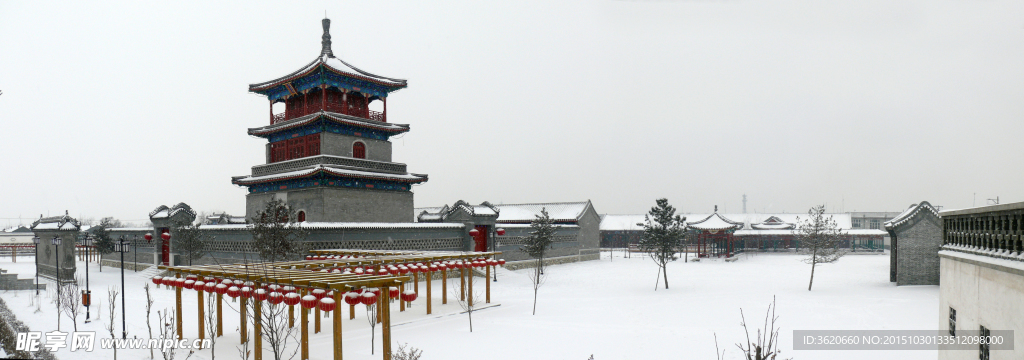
233,19 -> 428,223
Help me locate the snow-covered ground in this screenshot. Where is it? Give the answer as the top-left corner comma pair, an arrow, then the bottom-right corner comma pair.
0,251 -> 938,360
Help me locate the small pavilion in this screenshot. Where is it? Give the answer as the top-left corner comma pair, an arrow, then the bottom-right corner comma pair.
686,207 -> 744,258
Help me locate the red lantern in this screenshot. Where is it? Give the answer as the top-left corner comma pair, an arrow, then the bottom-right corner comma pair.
152,276 -> 163,286
365,269 -> 375,275
268,284 -> 281,293
401,290 -> 418,302
438,264 -> 448,270
360,292 -> 377,306
498,259 -> 506,266
496,228 -> 506,236
319,297 -> 336,313
145,233 -> 153,241
312,289 -> 327,300
204,282 -> 216,293
344,292 -> 361,306
469,228 -> 480,237
227,286 -> 241,298
301,295 -> 318,309
240,287 -> 253,299
186,275 -> 198,280
254,289 -> 268,302
161,232 -> 171,241
215,284 -> 228,295
354,268 -> 364,275
389,287 -> 399,298
183,280 -> 196,290
284,292 -> 301,306
268,292 -> 284,305
378,268 -> 389,276
175,278 -> 185,288
282,286 -> 295,294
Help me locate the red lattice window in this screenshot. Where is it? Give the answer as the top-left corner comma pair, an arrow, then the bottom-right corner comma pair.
353,142 -> 366,159
297,211 -> 306,222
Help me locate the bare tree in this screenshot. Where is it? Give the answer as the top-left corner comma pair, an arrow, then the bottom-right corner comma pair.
391,343 -> 423,360
106,286 -> 119,360
157,308 -> 179,360
145,283 -> 156,359
796,205 -> 846,291
221,262 -> 299,360
449,273 -> 483,331
58,275 -> 82,331
205,290 -> 218,360
717,296 -> 790,360
521,208 -> 555,314
249,199 -> 307,263
637,198 -> 686,290
364,291 -> 380,354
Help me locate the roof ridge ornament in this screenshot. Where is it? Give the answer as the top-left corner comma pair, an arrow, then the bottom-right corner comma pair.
321,18 -> 334,58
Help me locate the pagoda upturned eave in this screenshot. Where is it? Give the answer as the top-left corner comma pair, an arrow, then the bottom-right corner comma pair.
686,213 -> 744,231
248,111 -> 410,137
231,165 -> 428,186
248,55 -> 408,101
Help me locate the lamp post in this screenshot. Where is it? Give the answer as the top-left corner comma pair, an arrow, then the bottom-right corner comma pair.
32,236 -> 40,295
115,236 -> 130,339
51,235 -> 62,331
82,235 -> 93,322
133,234 -> 139,272
492,227 -> 505,282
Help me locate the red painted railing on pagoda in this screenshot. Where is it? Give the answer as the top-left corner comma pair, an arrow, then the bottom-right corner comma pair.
273,103 -> 385,124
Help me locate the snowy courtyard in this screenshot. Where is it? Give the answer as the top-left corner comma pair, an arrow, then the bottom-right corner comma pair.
0,252 -> 938,360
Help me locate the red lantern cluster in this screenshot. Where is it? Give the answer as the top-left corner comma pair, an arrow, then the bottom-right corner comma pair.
344,292 -> 361,306
183,279 -> 196,290
152,276 -> 163,286
319,297 -> 336,313
311,289 -> 327,300
204,282 -> 216,293
301,295 -> 318,309
360,292 -> 377,306
268,292 -> 284,305
388,287 -> 399,298
254,289 -> 268,302
215,284 -> 228,295
241,287 -> 253,299
401,290 -> 418,302
227,286 -> 241,298
284,293 -> 301,306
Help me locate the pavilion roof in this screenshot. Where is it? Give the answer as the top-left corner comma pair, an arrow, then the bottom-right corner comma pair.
750,216 -> 795,230
30,211 -> 80,232
247,111 -> 410,137
249,19 -> 407,101
884,201 -> 939,230
686,212 -> 744,231
231,165 -> 428,186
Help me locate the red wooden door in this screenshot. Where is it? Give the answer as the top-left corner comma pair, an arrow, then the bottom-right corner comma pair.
473,225 -> 488,252
160,227 -> 170,265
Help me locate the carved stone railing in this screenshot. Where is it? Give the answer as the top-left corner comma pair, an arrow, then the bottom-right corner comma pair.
278,103 -> 385,123
252,155 -> 407,176
369,110 -> 386,122
940,203 -> 1024,262
271,112 -> 286,124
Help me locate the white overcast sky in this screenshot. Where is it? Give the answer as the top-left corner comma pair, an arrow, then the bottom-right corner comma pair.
1,0 -> 1022,225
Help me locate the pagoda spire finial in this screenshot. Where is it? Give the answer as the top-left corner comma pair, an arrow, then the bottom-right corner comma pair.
321,18 -> 334,58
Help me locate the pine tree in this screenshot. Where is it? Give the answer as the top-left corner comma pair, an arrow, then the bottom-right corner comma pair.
249,199 -> 308,262
92,218 -> 119,272
638,198 -> 686,290
171,220 -> 208,266
797,205 -> 846,291
521,208 -> 555,315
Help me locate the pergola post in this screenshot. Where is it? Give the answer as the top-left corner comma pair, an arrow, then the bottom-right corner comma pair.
382,288 -> 392,360
468,267 -> 473,307
255,284 -> 263,360
175,274 -> 182,340
289,304 -> 295,328
217,292 -> 223,337
333,290 -> 343,360
240,296 -> 247,344
301,289 -> 309,360
460,267 -> 466,301
349,303 -> 355,320
485,264 -> 491,304
197,288 -> 205,347
442,269 -> 447,304
426,272 -> 432,314
413,272 -> 419,295
399,282 -> 405,312
315,303 -> 321,334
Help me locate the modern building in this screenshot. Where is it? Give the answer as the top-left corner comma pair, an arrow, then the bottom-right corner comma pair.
884,201 -> 941,285
937,201 -> 1024,360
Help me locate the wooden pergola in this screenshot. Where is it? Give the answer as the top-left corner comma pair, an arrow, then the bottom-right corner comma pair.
157,249 -> 501,360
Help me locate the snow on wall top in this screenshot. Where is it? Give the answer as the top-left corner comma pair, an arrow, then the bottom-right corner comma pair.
884,201 -> 939,230
199,222 -> 464,231
599,215 -> 647,231
599,213 -> 856,231
493,201 -> 591,223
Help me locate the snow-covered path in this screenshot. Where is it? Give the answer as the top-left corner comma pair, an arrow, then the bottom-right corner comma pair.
0,252 -> 937,359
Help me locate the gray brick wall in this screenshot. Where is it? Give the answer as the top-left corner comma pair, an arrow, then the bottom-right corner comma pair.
246,187 -> 414,223
895,214 -> 942,285
320,132 -> 392,162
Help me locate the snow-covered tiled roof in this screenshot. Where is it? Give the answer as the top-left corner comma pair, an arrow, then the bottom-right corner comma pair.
200,222 -> 463,231
686,212 -> 744,231
247,111 -> 410,137
149,203 -> 197,220
232,165 -> 428,185
884,201 -> 939,230
599,215 -> 647,231
734,229 -> 887,236
494,201 -> 592,223
30,212 -> 80,232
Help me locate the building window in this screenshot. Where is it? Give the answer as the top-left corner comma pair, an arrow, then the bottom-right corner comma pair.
948,307 -> 956,336
353,142 -> 366,159
297,211 -> 306,222
980,325 -> 990,360
853,219 -> 863,228
870,219 -> 881,229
